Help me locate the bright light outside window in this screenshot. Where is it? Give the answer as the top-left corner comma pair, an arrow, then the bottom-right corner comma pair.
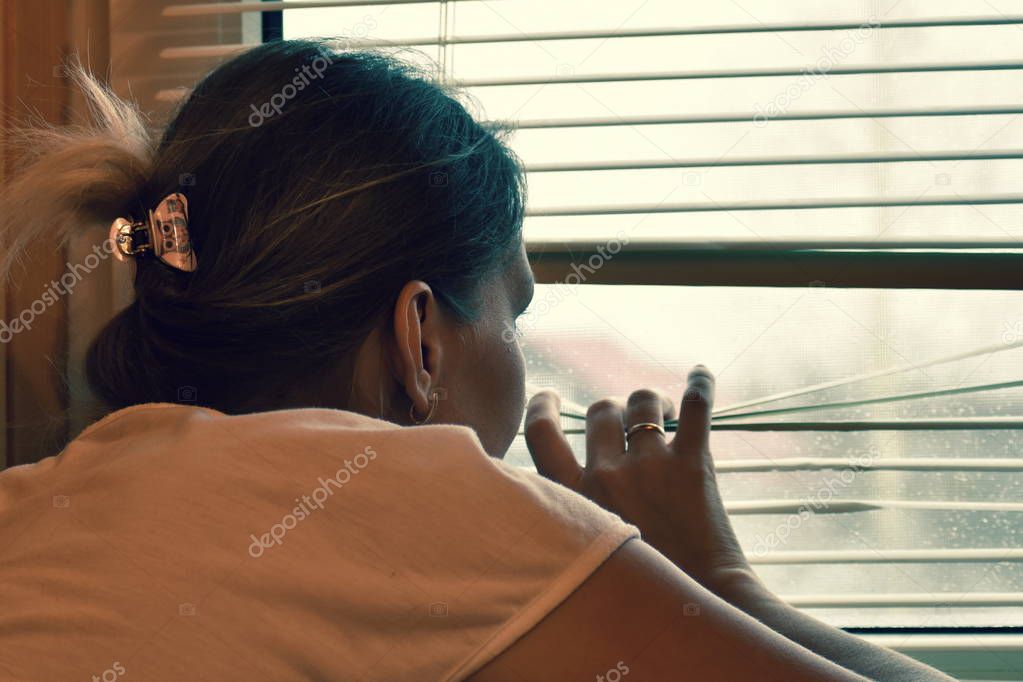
284,0 -> 1023,630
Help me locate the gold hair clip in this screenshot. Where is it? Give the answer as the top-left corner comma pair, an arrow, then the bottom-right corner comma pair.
109,192 -> 197,272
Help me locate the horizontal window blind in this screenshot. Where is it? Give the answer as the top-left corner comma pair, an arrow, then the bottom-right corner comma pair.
151,0 -> 1023,653
155,0 -> 1023,289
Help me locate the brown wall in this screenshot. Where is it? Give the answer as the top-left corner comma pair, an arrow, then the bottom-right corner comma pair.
1,1 -> 77,467
2,1 -> 249,466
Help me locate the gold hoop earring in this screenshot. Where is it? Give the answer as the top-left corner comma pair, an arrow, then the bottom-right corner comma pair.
409,390 -> 440,425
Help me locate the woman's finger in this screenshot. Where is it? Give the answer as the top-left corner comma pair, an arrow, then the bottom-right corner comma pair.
625,388 -> 671,453
671,365 -> 715,455
585,397 -> 626,469
525,390 -> 582,488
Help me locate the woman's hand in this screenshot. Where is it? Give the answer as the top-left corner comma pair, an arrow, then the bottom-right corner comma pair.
525,366 -> 956,682
525,366 -> 758,599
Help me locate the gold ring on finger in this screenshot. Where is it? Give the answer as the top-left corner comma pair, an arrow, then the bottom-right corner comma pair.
625,422 -> 666,442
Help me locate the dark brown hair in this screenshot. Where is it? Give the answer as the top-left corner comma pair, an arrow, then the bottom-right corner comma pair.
3,40 -> 525,415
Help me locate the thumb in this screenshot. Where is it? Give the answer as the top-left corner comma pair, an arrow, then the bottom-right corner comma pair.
524,389 -> 582,489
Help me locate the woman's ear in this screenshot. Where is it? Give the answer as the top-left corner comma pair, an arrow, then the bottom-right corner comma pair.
390,280 -> 444,419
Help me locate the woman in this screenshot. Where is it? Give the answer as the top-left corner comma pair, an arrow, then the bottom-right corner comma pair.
0,40 -> 953,681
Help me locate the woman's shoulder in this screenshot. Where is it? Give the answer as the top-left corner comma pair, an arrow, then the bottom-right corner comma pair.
60,402 -> 633,535
0,403 -> 639,681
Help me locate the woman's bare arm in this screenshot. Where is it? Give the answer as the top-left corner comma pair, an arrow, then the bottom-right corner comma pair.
716,573 -> 956,682
470,538 -> 868,681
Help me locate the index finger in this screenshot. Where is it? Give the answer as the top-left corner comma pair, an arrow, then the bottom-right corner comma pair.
670,365 -> 715,455
525,389 -> 583,489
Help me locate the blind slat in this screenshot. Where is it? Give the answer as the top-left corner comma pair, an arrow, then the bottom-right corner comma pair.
527,194 -> 1023,216
716,458 -> 1023,473
752,549 -> 1023,564
165,7 -> 1023,36
151,97 -> 1023,123
194,15 -> 1023,41
725,500 -> 1023,514
782,593 -> 1023,608
531,239 -> 1023,250
527,149 -> 1023,172
164,0 -> 475,17
508,106 -> 1023,129
461,61 -> 1023,88
713,380 -> 1023,422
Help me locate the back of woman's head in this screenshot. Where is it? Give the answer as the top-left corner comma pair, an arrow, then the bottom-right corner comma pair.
1,39 -> 525,415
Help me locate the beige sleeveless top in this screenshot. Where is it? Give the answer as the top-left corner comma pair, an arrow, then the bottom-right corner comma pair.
0,403 -> 638,681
